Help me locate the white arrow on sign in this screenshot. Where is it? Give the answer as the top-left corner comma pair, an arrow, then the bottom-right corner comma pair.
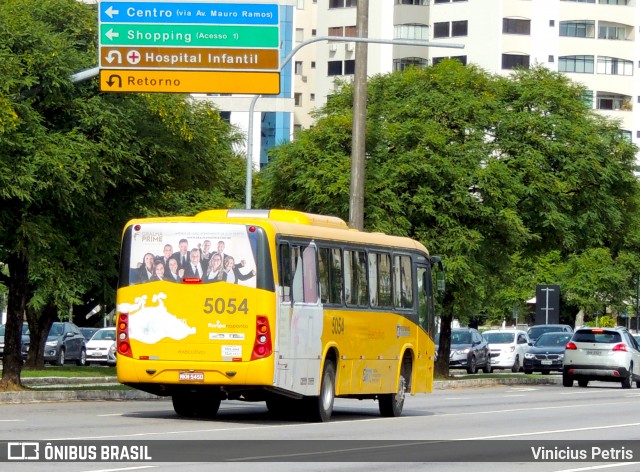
105,6 -> 119,18
105,29 -> 120,41
105,50 -> 122,64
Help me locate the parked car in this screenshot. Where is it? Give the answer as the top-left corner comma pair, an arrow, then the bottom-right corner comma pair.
482,329 -> 530,372
0,322 -> 30,361
436,328 -> 491,374
44,321 -> 87,366
523,332 -> 573,374
527,324 -> 573,343
563,326 -> 640,388
86,328 -> 117,366
79,327 -> 100,342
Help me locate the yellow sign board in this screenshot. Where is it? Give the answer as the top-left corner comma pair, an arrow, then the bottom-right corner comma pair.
100,70 -> 280,94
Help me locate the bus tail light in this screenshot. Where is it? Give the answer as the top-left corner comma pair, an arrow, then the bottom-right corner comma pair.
251,315 -> 272,360
117,313 -> 132,358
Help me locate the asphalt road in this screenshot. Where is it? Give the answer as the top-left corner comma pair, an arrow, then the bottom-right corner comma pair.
1,380 -> 640,471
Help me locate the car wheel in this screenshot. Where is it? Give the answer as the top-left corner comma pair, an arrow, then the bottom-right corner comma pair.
562,373 -> 573,387
578,378 -> 589,388
511,356 -> 520,373
466,356 -> 477,374
76,349 -> 86,366
56,348 -> 65,366
622,367 -> 632,389
482,362 -> 492,374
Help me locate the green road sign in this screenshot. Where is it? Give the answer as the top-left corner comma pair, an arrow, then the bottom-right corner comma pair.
101,24 -> 279,47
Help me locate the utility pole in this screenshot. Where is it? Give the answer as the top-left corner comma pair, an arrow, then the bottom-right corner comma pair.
348,0 -> 368,231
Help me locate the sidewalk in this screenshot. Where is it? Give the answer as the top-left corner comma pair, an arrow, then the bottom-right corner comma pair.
0,375 -> 561,404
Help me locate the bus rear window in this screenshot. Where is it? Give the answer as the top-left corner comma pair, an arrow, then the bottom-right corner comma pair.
118,222 -> 274,291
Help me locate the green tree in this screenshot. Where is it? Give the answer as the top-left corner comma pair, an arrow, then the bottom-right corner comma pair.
256,61 -> 639,377
0,0 -> 244,389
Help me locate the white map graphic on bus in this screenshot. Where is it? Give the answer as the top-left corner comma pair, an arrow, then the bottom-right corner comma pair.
116,292 -> 195,344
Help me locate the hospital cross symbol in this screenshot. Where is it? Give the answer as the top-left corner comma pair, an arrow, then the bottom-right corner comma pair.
127,50 -> 141,65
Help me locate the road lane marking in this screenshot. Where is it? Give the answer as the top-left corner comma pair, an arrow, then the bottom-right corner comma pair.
0,419 -> 24,422
459,422 -> 640,440
553,463 -> 640,472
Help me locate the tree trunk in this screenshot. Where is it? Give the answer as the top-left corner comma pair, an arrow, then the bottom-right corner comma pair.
434,291 -> 455,378
24,304 -> 56,369
0,253 -> 28,391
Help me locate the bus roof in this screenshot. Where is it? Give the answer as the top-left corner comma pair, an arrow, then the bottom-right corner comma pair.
126,209 -> 430,255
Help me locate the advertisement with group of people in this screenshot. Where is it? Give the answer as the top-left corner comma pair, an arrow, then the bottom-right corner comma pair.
128,223 -> 257,287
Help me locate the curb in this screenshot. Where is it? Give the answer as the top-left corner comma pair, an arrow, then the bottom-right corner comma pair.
0,376 -> 561,404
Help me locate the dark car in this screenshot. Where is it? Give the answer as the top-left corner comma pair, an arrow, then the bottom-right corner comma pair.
44,321 -> 87,366
527,324 -> 573,343
0,323 -> 30,361
523,332 -> 573,374
437,328 -> 491,374
79,327 -> 100,342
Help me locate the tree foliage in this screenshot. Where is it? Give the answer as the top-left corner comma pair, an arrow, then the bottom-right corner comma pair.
0,0 -> 244,388
256,60 -> 640,377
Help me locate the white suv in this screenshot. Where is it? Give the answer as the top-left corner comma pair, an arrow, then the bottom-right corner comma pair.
563,326 -> 640,388
482,329 -> 530,372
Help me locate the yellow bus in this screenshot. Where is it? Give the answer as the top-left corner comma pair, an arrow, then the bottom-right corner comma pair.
115,209 -> 443,422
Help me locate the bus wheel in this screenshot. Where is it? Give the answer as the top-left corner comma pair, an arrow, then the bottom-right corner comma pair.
172,394 -> 221,418
305,360 -> 336,422
379,363 -> 408,417
266,396 -> 291,418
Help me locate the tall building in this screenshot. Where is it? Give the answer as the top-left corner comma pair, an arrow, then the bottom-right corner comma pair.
210,0 -> 640,167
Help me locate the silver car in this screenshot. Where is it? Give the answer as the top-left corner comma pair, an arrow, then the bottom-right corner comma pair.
563,326 -> 640,388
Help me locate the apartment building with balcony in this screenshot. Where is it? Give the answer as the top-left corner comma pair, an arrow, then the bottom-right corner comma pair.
208,0 -> 640,167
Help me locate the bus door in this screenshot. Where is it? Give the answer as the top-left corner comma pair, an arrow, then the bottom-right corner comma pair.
416,263 -> 436,392
275,241 -> 323,396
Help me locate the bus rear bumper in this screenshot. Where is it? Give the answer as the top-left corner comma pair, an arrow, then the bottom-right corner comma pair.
117,356 -> 275,396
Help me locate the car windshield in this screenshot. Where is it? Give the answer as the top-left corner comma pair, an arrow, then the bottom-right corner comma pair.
0,324 -> 30,336
534,333 -> 572,347
451,332 -> 471,344
528,327 -> 559,338
49,324 -> 64,336
93,330 -> 116,341
483,332 -> 515,344
573,330 -> 622,344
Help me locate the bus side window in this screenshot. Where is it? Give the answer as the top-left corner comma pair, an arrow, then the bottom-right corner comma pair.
378,253 -> 392,307
417,264 -> 436,337
292,246 -> 303,303
319,247 -> 330,304
368,252 -> 378,307
302,244 -> 318,303
329,248 -> 343,304
393,255 -> 413,309
279,243 -> 292,303
344,250 -> 353,305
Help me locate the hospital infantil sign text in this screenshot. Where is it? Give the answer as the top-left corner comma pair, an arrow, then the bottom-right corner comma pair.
98,1 -> 280,94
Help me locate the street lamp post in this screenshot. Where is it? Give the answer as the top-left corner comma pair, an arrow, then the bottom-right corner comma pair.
244,36 -> 464,209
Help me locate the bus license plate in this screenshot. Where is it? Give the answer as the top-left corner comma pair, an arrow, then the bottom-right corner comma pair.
179,372 -> 204,381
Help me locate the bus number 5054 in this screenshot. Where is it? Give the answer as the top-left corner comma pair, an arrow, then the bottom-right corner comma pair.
203,297 -> 249,315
